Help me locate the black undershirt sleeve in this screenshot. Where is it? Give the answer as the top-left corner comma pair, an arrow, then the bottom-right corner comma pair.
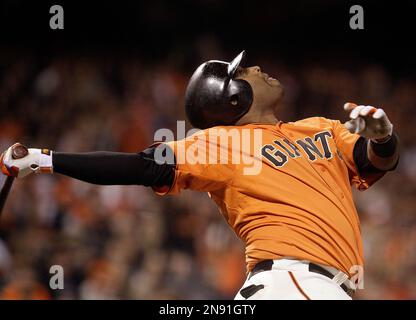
353,134 -> 399,176
52,147 -> 175,187
353,137 -> 382,176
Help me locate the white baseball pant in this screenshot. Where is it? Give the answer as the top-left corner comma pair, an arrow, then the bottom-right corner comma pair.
234,258 -> 354,300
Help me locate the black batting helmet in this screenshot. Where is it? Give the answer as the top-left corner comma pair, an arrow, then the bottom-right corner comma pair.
185,51 -> 254,129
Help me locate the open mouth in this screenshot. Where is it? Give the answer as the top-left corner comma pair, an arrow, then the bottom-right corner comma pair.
263,72 -> 277,83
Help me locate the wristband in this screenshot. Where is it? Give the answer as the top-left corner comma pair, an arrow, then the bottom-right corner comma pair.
370,132 -> 398,158
40,149 -> 53,173
29,148 -> 53,173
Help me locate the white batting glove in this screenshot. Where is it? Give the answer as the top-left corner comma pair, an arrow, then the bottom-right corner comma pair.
343,102 -> 393,142
0,143 -> 53,178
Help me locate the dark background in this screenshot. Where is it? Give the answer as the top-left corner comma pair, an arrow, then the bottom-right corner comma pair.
1,0 -> 415,72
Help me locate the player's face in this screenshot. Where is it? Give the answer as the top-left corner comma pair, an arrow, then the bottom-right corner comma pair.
235,66 -> 284,113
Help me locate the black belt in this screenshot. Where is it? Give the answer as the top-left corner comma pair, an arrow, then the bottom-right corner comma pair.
249,260 -> 354,297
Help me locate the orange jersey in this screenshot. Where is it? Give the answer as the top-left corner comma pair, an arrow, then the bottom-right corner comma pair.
155,117 -> 385,276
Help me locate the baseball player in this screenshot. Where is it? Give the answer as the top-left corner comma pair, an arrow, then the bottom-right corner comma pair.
1,51 -> 399,299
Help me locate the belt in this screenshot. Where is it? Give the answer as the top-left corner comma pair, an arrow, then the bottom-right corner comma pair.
249,260 -> 355,297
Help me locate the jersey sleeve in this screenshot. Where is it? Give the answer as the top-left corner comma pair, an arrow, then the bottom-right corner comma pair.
153,130 -> 236,196
331,119 -> 385,191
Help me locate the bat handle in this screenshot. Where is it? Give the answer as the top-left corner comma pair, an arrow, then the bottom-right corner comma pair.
11,143 -> 29,160
0,143 -> 29,217
0,176 -> 15,216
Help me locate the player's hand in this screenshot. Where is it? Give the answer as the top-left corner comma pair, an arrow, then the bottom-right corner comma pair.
343,102 -> 393,141
0,143 -> 53,178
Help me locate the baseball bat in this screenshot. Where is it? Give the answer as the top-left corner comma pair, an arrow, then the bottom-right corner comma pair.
0,144 -> 29,217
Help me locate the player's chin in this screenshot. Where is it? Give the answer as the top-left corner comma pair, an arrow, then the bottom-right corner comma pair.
269,83 -> 284,100
265,77 -> 281,87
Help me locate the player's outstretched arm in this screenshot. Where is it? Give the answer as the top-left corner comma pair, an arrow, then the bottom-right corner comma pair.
0,143 -> 174,188
343,102 -> 400,171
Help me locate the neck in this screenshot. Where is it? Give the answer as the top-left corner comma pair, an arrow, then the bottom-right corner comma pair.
236,109 -> 278,125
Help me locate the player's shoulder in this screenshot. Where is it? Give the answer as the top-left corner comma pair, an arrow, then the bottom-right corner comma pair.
168,125 -> 244,147
188,124 -> 257,138
290,116 -> 340,129
181,125 -> 243,140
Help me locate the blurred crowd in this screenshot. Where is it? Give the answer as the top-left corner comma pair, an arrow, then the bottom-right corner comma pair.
0,48 -> 415,299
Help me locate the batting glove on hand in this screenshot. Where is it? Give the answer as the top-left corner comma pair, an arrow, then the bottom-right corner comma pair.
343,102 -> 393,142
0,143 -> 53,178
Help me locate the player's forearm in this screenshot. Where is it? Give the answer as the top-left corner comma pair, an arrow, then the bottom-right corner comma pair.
367,132 -> 400,171
52,151 -> 174,186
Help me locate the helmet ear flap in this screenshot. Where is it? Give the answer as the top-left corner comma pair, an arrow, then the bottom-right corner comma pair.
229,94 -> 239,106
185,52 -> 254,129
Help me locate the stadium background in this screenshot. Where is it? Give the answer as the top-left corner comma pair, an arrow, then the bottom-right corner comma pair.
0,0 -> 415,299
